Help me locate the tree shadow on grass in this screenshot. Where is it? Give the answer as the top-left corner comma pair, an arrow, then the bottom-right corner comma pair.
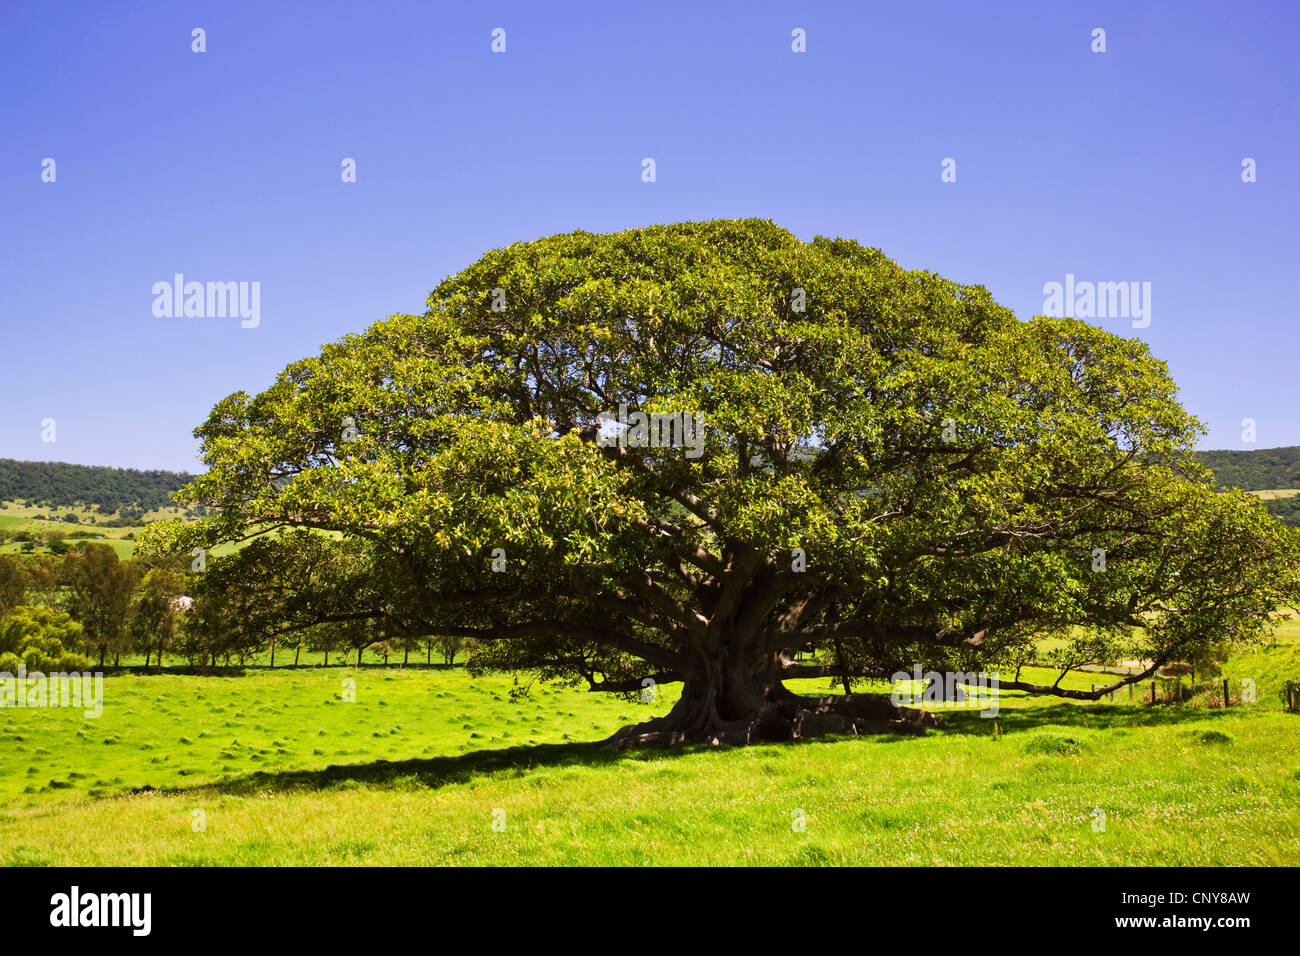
134,722 -> 943,800
136,740 -> 655,799
126,701 -> 1280,800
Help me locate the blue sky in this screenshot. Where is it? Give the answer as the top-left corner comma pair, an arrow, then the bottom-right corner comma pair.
2,0 -> 1297,472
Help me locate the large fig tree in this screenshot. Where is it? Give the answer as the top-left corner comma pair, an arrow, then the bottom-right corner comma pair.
143,219 -> 1300,745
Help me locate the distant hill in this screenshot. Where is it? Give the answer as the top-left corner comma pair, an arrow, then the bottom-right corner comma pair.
0,459 -> 193,514
1194,446 -> 1300,492
1193,446 -> 1300,528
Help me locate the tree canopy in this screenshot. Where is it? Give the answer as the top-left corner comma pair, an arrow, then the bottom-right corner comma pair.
142,219 -> 1300,745
0,605 -> 88,674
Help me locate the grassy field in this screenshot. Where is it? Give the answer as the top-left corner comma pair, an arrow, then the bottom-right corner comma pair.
0,501 -> 163,559
0,509 -> 136,559
1,625 -> 1297,866
0,500 -> 241,559
1249,489 -> 1300,501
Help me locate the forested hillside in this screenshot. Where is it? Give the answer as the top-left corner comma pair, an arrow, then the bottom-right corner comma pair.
1256,493 -> 1300,527
1194,446 -> 1300,528
0,459 -> 192,513
1195,446 -> 1300,491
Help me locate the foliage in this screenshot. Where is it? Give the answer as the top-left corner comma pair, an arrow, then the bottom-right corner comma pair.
0,556 -> 27,619
129,568 -> 187,665
141,219 -> 1300,742
62,544 -> 141,662
0,605 -> 88,672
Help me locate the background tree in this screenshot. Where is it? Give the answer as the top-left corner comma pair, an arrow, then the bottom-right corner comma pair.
0,605 -> 88,673
183,532 -> 383,667
305,623 -> 340,667
130,567 -> 186,667
143,219 -> 1300,745
185,568 -> 263,667
22,554 -> 62,609
63,544 -> 139,667
0,555 -> 27,619
340,619 -> 378,668
390,623 -> 423,667
433,634 -> 476,666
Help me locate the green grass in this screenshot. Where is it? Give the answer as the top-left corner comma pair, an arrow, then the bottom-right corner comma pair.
0,501 -> 148,558
0,501 -> 190,523
0,499 -> 241,559
2,629 -> 1298,865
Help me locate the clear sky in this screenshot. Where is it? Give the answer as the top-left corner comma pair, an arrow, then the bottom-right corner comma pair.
2,0 -> 1297,472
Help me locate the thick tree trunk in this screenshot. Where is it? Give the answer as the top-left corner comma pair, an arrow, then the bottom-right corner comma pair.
604,650 -> 942,748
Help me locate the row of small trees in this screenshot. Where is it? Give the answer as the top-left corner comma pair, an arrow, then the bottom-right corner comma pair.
0,546 -> 474,669
0,546 -> 185,667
